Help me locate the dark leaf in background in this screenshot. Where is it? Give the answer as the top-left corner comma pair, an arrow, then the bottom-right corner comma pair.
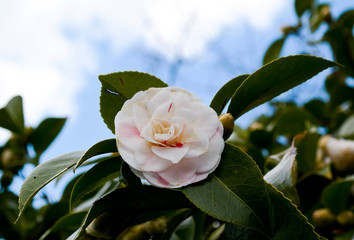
29,117 -> 66,156
263,38 -> 286,65
0,96 -> 25,135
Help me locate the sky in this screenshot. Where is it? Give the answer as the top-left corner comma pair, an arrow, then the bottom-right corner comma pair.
0,0 -> 353,202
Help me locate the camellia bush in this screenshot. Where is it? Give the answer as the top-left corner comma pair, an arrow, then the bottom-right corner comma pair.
0,96 -> 66,239
14,54 -> 353,240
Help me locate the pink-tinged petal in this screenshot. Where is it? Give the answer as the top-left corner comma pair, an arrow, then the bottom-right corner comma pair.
141,171 -> 170,188
157,156 -> 200,187
151,145 -> 190,164
117,123 -> 141,138
141,170 -> 196,188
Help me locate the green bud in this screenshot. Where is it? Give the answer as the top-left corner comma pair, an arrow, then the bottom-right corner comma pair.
219,113 -> 234,140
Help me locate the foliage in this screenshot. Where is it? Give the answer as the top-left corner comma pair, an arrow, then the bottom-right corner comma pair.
0,96 -> 67,239
14,53 -> 341,240
2,1 -> 353,240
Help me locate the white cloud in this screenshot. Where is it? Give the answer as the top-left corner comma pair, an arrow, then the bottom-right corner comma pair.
0,0 -> 286,132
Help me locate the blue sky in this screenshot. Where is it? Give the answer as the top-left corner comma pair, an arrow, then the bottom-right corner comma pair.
0,0 -> 353,202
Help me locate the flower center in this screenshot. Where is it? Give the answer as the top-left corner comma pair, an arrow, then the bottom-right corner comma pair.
143,119 -> 184,147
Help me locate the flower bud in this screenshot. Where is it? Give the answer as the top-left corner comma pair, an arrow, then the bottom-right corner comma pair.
219,113 -> 234,140
312,208 -> 336,229
1,148 -> 20,169
337,210 -> 354,228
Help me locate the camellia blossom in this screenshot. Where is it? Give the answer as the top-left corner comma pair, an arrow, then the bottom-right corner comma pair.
114,86 -> 225,188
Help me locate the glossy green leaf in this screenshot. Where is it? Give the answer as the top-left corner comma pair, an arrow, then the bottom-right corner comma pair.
337,114 -> 354,139
0,95 -> 24,134
227,55 -> 338,119
210,74 -> 249,115
295,0 -> 314,17
39,211 -> 87,240
266,184 -> 319,240
263,38 -> 286,65
321,175 -> 354,214
17,151 -> 85,222
264,146 -> 299,205
29,117 -> 66,156
74,138 -> 117,171
70,157 -> 122,211
183,143 -> 320,239
183,143 -> 271,238
99,71 -> 168,133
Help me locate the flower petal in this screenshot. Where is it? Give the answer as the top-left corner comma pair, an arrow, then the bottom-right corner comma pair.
195,132 -> 224,173
151,145 -> 190,163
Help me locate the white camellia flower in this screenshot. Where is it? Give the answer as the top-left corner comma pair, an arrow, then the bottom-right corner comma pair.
114,86 -> 225,188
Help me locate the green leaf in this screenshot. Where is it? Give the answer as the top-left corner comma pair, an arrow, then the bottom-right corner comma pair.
183,143 -> 271,238
295,0 -> 314,17
337,114 -> 354,139
29,117 -> 66,156
274,108 -> 317,137
263,38 -> 286,65
323,10 -> 354,77
74,186 -> 192,239
70,157 -> 122,211
264,146 -> 299,205
210,74 -> 249,115
183,143 -> 320,239
294,132 -> 320,174
321,175 -> 354,214
39,211 -> 87,240
170,216 -> 195,240
266,184 -> 319,239
99,71 -> 168,133
0,95 -> 25,134
16,151 -> 85,222
227,55 -> 338,119
74,138 -> 117,171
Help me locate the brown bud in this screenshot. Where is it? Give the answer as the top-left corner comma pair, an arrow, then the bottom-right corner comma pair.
312,208 -> 336,229
144,217 -> 167,236
1,148 -> 21,169
337,210 -> 354,228
219,113 -> 234,140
